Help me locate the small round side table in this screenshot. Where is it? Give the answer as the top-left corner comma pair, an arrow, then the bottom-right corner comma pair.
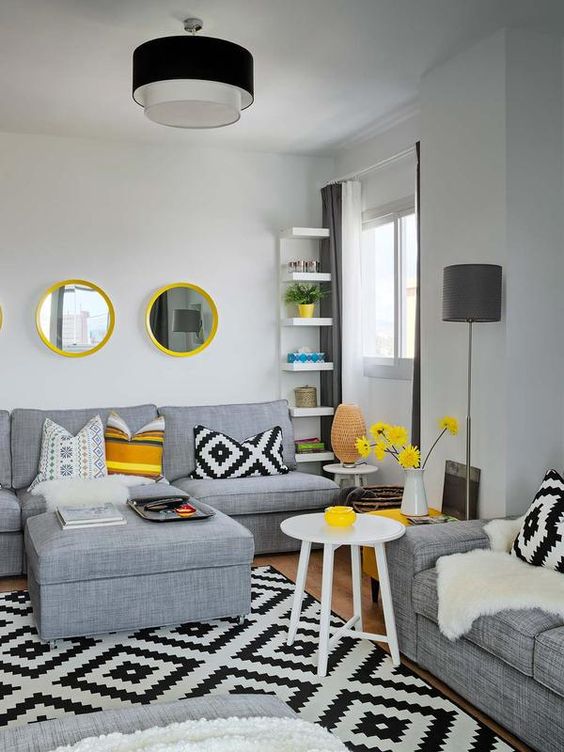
323,462 -> 379,488
280,513 -> 405,678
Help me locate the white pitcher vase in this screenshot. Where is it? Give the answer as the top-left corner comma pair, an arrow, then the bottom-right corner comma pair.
400,468 -> 428,516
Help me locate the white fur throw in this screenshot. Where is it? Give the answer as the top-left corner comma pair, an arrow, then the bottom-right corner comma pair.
437,546 -> 564,641
31,476 -> 156,510
49,716 -> 347,752
483,516 -> 525,552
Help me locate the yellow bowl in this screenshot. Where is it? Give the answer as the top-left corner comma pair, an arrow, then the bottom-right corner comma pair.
324,506 -> 356,527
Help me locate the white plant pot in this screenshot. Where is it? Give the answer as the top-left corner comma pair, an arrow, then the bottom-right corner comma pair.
400,468 -> 428,516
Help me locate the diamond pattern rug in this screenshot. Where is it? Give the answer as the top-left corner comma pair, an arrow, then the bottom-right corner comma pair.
0,566 -> 514,751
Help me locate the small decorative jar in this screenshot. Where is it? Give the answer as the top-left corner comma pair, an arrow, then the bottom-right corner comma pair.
294,385 -> 318,408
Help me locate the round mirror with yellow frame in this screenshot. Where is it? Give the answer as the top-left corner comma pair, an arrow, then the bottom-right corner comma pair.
146,283 -> 218,357
36,279 -> 115,358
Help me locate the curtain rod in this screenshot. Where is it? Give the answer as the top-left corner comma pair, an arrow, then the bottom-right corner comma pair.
326,145 -> 416,186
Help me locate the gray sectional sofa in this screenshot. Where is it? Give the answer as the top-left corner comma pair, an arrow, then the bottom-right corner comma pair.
0,399 -> 339,577
388,520 -> 564,752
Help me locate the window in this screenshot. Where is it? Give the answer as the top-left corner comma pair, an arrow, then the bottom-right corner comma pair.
361,199 -> 417,379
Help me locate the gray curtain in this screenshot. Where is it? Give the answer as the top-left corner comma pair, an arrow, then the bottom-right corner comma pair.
411,142 -> 421,445
320,183 -> 343,449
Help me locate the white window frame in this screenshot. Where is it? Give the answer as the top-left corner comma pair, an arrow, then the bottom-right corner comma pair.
361,197 -> 416,381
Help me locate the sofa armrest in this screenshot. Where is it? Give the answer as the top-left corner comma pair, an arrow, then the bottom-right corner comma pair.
386,520 -> 489,662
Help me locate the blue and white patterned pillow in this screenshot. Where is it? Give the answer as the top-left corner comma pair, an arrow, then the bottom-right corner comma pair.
28,416 -> 107,491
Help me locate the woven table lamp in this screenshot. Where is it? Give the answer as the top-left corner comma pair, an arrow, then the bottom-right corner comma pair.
331,404 -> 366,467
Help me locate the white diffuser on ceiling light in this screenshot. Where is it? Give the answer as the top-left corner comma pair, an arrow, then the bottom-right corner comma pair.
132,18 -> 254,129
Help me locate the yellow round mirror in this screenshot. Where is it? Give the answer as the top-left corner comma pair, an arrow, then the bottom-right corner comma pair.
146,283 -> 218,357
36,279 -> 115,357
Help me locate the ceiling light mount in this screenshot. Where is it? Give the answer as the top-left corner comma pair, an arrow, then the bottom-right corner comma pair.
132,18 -> 254,129
183,18 -> 203,35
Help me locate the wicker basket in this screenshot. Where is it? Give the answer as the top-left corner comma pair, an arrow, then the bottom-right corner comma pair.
294,386 -> 317,408
347,485 -> 404,513
330,404 -> 366,465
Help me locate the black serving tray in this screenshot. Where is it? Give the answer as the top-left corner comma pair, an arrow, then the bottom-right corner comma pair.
127,496 -> 215,523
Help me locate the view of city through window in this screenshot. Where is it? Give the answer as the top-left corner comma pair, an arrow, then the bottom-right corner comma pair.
361,211 -> 417,361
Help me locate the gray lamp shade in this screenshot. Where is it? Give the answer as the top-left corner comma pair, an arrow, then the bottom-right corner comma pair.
442,264 -> 502,322
172,308 -> 201,333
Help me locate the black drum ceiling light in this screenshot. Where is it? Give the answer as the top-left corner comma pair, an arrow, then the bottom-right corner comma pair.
132,18 -> 254,129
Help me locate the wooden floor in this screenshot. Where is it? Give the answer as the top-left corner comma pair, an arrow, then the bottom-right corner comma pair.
1,551 -> 528,751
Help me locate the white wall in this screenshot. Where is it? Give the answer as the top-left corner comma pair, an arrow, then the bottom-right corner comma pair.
333,114 -> 419,483
0,132 -> 333,409
420,29 -> 563,517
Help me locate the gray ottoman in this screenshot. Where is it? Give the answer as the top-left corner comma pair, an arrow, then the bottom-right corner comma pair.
0,694 -> 294,752
24,502 -> 254,640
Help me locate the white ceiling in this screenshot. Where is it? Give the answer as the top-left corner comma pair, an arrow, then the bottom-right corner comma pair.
1,0 -> 564,155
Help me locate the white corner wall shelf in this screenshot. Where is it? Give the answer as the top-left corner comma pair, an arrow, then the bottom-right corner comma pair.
282,318 -> 333,327
296,451 -> 335,464
283,272 -> 332,283
278,225 -> 334,477
290,407 -> 335,418
280,227 -> 330,240
282,362 -> 334,372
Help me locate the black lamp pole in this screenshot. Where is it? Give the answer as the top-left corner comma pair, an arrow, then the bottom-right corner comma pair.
442,264 -> 502,519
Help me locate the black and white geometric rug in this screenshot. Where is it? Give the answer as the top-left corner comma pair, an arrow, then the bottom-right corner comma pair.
0,567 -> 513,752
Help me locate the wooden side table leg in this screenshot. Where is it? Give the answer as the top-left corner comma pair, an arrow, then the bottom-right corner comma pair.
351,544 -> 363,631
317,543 -> 335,678
287,540 -> 312,646
374,542 -> 400,666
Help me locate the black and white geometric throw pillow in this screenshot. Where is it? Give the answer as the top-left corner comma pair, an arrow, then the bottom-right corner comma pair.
191,425 -> 289,480
512,469 -> 564,573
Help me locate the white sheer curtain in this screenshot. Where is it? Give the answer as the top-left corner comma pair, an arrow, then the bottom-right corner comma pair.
341,180 -> 363,401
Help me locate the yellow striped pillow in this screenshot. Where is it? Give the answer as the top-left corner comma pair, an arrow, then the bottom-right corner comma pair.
105,412 -> 165,479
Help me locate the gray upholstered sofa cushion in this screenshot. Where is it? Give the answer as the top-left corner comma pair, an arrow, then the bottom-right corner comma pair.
0,694 -> 294,752
18,479 -> 189,525
159,400 -> 296,481
175,471 -> 338,516
413,567 -> 564,676
10,404 -> 158,490
0,410 -> 10,488
534,627 -> 564,698
26,503 -> 253,584
0,490 -> 21,532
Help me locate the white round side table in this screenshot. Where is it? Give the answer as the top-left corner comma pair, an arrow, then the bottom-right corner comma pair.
323,462 -> 379,488
280,513 -> 405,678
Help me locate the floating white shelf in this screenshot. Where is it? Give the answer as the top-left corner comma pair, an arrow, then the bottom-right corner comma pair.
283,272 -> 331,282
282,362 -> 334,372
296,451 -> 335,463
282,317 -> 333,327
280,227 -> 330,240
290,406 -> 335,418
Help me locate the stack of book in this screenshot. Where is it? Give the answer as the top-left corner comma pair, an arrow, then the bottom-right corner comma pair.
56,503 -> 126,530
295,437 -> 326,454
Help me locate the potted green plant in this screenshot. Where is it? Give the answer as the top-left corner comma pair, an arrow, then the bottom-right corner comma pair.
284,283 -> 328,318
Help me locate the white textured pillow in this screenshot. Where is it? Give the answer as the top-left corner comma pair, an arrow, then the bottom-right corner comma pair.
28,416 -> 107,491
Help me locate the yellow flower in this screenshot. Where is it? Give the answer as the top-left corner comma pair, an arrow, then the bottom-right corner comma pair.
369,422 -> 389,440
374,441 -> 387,461
386,425 -> 409,448
398,444 -> 421,469
355,435 -> 371,458
439,416 -> 459,436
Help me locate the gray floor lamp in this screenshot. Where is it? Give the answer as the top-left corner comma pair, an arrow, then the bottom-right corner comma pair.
442,264 -> 502,520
